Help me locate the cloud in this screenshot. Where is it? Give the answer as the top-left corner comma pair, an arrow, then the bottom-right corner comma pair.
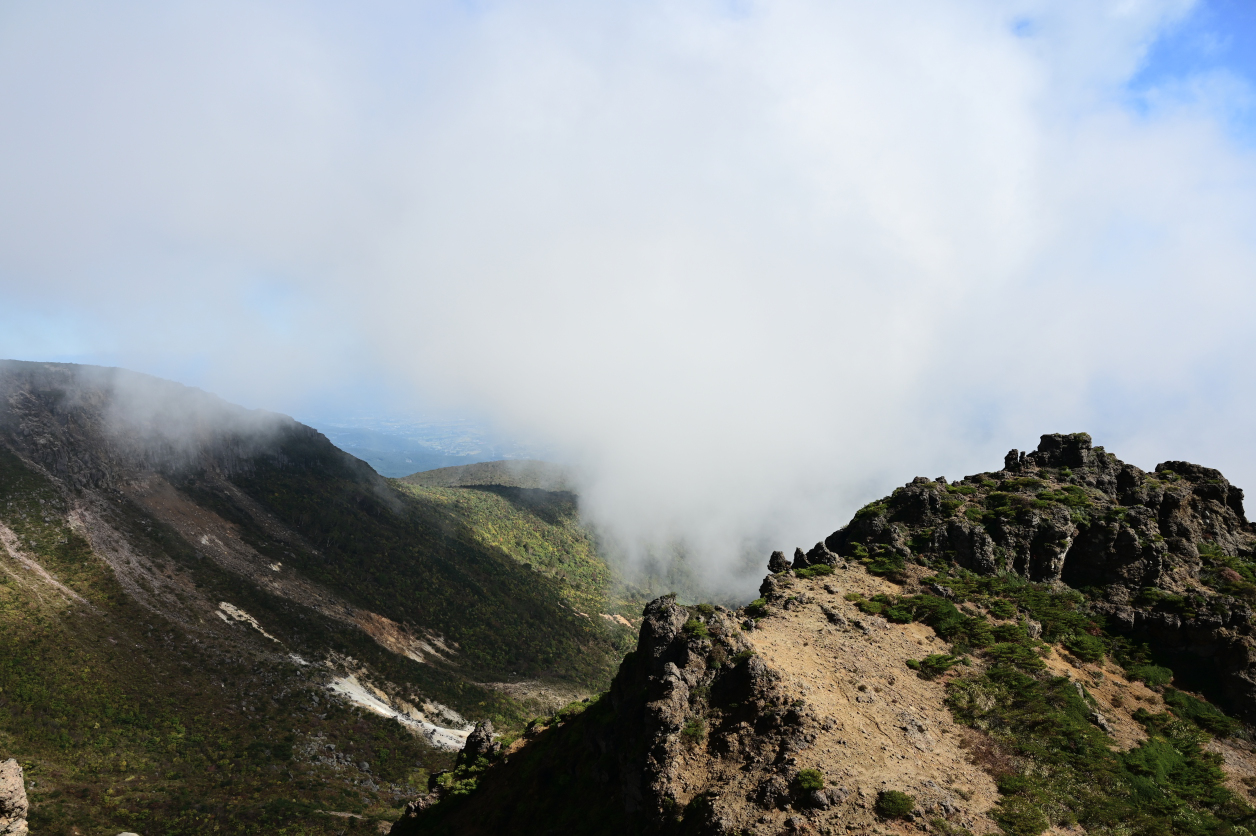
1,0 -> 1254,594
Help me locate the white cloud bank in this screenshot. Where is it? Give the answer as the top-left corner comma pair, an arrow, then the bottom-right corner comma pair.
1,0 -> 1254,593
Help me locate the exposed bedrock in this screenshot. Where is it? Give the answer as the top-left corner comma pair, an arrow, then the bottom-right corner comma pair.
824,432 -> 1256,717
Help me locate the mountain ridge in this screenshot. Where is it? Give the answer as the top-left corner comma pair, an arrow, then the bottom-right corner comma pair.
399,459 -> 572,492
394,432 -> 1256,836
0,359 -> 631,833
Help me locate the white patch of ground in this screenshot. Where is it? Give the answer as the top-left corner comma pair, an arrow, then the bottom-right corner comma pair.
217,601 -> 281,643
327,674 -> 470,751
600,613 -> 633,628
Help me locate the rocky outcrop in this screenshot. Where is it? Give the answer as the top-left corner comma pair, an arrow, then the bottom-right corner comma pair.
0,759 -> 28,836
825,433 -> 1256,718
458,720 -> 500,766
392,567 -> 1006,835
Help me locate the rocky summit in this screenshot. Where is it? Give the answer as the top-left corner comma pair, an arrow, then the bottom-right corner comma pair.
393,433 -> 1256,836
826,432 -> 1256,719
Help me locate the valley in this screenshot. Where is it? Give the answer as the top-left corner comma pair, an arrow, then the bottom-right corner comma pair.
0,360 -> 637,834
6,362 -> 1256,836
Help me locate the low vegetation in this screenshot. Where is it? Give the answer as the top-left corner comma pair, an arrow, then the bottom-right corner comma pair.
876,789 -> 915,819
0,426 -> 640,833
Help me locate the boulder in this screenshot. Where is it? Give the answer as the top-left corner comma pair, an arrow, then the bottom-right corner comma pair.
768,550 -> 790,574
804,541 -> 840,567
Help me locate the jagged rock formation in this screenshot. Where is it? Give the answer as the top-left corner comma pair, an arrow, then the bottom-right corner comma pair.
0,759 -> 27,836
390,434 -> 1256,836
790,542 -> 842,571
392,574 -> 1010,835
824,432 -> 1256,717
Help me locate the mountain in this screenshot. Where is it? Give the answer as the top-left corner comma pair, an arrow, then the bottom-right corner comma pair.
399,460 -> 572,492
0,360 -> 634,834
395,433 -> 1256,836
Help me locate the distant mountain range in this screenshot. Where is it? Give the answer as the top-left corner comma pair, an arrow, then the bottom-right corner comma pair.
304,417 -> 555,478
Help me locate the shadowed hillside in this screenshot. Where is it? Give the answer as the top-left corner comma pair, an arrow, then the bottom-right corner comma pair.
0,360 -> 634,834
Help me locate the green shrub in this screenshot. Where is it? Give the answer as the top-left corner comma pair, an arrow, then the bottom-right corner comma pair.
745,598 -> 769,618
1064,634 -> 1106,663
875,790 -> 915,818
1135,587 -> 1188,613
855,597 -> 884,615
795,768 -> 824,792
985,642 -> 1045,671
682,619 -> 710,640
1125,663 -> 1173,688
794,563 -> 835,579
994,796 -> 1049,836
1035,486 -> 1091,508
695,603 -> 715,616
1162,689 -> 1239,737
992,623 -> 1028,643
680,717 -> 705,742
906,653 -> 960,679
731,649 -> 756,665
864,551 -> 906,579
1004,478 -> 1045,492
854,501 -> 889,521
987,599 -> 1016,619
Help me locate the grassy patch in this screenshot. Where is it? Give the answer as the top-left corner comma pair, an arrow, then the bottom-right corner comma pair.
948,664 -> 1252,836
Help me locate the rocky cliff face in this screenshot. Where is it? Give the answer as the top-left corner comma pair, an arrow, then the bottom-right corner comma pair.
0,759 -> 27,836
392,568 -> 1016,835
824,432 -> 1256,717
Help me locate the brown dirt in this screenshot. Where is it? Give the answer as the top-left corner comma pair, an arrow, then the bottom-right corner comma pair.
668,565 -> 1004,834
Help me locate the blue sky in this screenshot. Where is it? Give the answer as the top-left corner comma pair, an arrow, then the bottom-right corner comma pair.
1132,0 -> 1256,142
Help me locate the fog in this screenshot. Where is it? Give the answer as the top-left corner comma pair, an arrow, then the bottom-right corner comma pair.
1,1 -> 1255,594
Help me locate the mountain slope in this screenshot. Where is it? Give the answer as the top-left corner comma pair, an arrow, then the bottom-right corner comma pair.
0,360 -> 632,833
398,459 -> 572,491
395,433 -> 1256,836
